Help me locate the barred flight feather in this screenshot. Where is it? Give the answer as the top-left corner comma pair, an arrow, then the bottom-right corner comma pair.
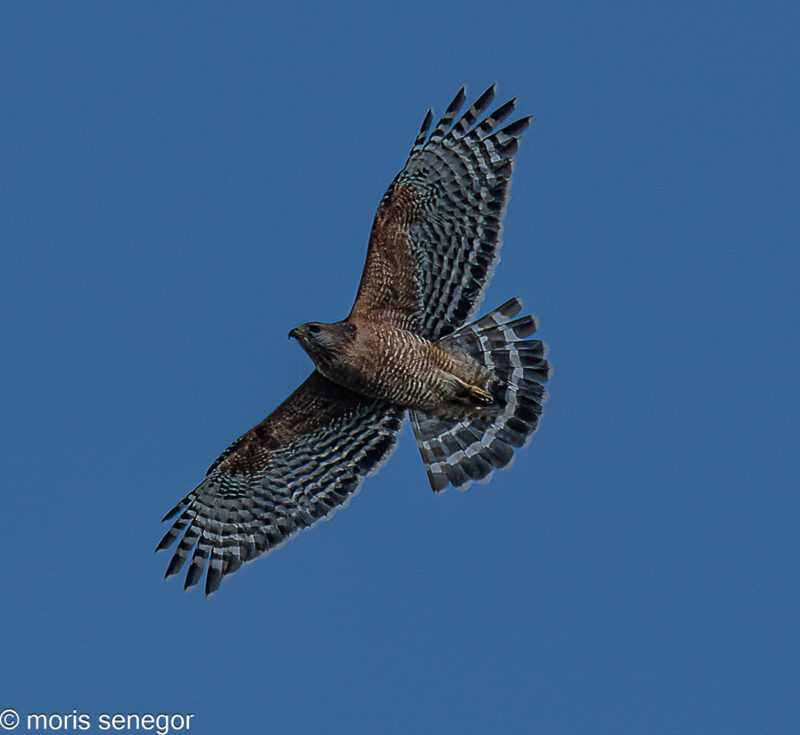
352,84 -> 532,341
157,372 -> 404,596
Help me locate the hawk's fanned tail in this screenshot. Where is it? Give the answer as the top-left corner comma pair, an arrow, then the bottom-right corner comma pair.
410,299 -> 551,492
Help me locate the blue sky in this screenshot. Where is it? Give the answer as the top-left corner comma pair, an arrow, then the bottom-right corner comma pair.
2,2 -> 798,733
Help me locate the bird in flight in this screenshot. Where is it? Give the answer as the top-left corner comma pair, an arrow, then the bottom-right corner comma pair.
157,85 -> 551,596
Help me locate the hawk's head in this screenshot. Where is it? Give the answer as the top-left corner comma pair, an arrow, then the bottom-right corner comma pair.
288,320 -> 356,370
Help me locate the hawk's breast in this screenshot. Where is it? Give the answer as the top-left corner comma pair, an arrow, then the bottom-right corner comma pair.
322,321 -> 469,411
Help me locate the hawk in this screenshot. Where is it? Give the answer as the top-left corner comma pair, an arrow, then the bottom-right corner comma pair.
157,86 -> 551,595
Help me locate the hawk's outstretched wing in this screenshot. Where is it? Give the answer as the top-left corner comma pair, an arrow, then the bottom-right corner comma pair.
350,85 -> 531,341
157,371 -> 404,596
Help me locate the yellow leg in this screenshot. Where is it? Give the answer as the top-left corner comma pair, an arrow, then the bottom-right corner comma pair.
466,384 -> 494,405
450,374 -> 494,405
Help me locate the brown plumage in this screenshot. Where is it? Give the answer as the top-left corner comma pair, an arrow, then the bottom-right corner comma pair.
290,320 -> 495,414
157,85 -> 551,595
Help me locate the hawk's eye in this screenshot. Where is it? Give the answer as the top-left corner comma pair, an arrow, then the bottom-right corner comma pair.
307,324 -> 321,335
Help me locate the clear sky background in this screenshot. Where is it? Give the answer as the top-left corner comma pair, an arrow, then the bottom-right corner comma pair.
2,3 -> 798,734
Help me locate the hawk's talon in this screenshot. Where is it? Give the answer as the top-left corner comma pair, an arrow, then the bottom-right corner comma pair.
467,384 -> 494,404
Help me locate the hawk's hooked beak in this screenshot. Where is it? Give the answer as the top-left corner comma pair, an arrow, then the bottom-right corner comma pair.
288,327 -> 300,341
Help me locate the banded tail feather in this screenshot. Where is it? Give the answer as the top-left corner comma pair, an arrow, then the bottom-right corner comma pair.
410,298 -> 551,492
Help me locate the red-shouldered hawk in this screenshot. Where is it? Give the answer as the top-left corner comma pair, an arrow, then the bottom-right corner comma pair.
157,86 -> 551,596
